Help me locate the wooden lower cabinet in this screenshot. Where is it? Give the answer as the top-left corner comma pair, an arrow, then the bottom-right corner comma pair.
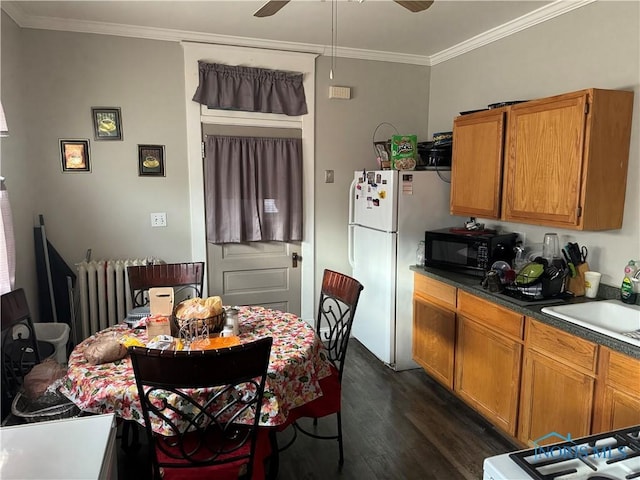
412,274 -> 457,389
518,349 -> 595,446
413,297 -> 456,389
412,274 -> 640,445
454,315 -> 522,436
518,319 -> 597,446
593,347 -> 640,432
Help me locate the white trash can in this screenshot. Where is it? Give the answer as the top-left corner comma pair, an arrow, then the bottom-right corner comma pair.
33,323 -> 70,364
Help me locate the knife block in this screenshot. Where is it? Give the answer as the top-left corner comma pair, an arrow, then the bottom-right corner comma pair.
567,262 -> 590,297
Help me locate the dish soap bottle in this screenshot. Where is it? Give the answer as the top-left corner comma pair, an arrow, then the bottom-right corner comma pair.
620,260 -> 637,304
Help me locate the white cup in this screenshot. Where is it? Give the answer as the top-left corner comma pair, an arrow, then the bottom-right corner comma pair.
583,271 -> 602,298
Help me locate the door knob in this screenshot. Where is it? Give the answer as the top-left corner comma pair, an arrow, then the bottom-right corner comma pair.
292,252 -> 300,268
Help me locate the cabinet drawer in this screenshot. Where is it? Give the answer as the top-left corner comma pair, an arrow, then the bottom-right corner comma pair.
604,348 -> 640,392
526,318 -> 598,374
414,274 -> 456,310
457,290 -> 523,340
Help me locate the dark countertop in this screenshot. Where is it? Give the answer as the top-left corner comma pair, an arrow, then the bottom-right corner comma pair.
410,265 -> 640,359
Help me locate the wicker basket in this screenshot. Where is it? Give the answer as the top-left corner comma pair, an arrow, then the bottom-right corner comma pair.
11,390 -> 80,423
172,310 -> 226,337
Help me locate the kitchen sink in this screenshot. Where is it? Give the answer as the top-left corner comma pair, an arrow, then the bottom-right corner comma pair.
541,300 -> 640,347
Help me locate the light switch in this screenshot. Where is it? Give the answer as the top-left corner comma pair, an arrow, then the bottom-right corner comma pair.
150,212 -> 167,227
324,170 -> 335,183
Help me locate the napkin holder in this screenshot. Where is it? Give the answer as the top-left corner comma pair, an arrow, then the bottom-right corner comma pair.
147,287 -> 174,337
567,262 -> 589,297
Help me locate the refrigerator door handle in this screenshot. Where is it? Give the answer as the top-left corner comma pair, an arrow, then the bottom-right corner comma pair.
348,224 -> 355,268
348,177 -> 357,268
348,177 -> 357,225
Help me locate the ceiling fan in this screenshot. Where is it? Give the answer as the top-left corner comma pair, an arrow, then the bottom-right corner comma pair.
254,0 -> 434,18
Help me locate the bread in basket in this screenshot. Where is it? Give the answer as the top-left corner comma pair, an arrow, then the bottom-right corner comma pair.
172,296 -> 226,338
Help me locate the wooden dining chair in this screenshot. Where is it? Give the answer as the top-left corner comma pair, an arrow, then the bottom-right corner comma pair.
1,288 -> 56,415
280,269 -> 364,466
129,337 -> 274,480
126,262 -> 205,308
122,262 -> 205,453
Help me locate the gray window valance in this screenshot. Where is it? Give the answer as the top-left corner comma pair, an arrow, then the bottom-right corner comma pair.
192,62 -> 308,116
204,135 -> 303,244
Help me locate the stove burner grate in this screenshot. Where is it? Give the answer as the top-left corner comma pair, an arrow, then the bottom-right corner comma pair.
509,425 -> 640,480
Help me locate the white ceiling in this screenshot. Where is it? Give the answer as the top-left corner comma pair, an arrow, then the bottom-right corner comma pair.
3,1 -> 594,65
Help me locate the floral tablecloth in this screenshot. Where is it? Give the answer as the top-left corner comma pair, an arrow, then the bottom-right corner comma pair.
60,306 -> 332,435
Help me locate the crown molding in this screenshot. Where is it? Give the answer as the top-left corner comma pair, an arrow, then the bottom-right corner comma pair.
429,0 -> 596,65
2,0 -> 594,67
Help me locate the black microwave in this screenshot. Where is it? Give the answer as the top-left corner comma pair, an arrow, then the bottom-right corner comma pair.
424,228 -> 518,274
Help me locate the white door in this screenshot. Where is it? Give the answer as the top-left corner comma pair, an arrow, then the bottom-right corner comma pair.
203,124 -> 302,315
208,241 -> 301,314
182,43 -> 316,321
350,225 -> 396,365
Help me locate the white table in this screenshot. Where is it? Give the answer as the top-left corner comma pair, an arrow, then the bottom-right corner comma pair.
0,413 -> 117,479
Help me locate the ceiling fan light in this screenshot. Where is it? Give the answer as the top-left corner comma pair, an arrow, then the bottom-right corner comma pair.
253,0 -> 291,18
393,0 -> 434,13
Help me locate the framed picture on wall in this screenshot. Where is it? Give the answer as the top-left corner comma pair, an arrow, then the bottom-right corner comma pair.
138,144 -> 165,177
91,107 -> 123,140
60,139 -> 91,172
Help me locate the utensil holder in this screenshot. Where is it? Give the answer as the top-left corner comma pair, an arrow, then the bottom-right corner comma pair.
567,262 -> 590,297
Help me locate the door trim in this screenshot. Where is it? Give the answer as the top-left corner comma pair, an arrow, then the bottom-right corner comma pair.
182,41 -> 318,320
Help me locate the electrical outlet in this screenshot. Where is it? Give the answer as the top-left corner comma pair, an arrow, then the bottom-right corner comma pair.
150,212 -> 167,227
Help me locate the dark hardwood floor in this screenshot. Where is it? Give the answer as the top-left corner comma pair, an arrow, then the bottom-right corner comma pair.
117,340 -> 518,479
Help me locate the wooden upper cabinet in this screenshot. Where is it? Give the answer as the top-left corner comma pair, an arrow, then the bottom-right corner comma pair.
450,108 -> 507,219
502,89 -> 634,230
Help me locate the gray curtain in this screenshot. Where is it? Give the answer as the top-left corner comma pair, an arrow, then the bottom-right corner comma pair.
192,62 -> 308,116
204,135 -> 303,244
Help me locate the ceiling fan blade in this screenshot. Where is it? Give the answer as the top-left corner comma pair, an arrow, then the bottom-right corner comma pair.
254,0 -> 291,17
393,1 -> 434,13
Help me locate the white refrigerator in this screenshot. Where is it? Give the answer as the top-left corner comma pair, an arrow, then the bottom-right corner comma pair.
348,169 -> 461,371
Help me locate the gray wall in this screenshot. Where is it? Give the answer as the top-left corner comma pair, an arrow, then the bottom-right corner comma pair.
429,1 -> 640,288
2,1 -> 638,318
0,12 -> 430,318
313,55 -> 429,292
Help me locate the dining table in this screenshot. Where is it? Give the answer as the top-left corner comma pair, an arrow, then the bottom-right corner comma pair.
60,306 -> 332,436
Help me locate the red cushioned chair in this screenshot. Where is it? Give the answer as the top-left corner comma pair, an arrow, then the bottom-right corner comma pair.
280,269 -> 363,466
129,337 -> 273,480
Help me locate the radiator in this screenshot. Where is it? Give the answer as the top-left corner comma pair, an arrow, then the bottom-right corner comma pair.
76,259 -> 149,339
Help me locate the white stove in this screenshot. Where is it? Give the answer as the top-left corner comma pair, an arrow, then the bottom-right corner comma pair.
483,425 -> 640,480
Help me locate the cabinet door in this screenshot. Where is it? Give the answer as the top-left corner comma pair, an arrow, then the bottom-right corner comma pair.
597,387 -> 640,432
413,296 -> 455,389
593,347 -> 640,432
503,92 -> 587,227
450,109 -> 506,218
518,349 -> 595,446
454,315 -> 522,436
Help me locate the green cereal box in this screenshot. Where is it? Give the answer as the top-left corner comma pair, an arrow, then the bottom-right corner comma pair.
390,135 -> 417,170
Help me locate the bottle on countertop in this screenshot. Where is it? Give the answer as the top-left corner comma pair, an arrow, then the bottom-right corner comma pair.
620,260 -> 638,304
225,307 -> 239,336
416,240 -> 425,267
